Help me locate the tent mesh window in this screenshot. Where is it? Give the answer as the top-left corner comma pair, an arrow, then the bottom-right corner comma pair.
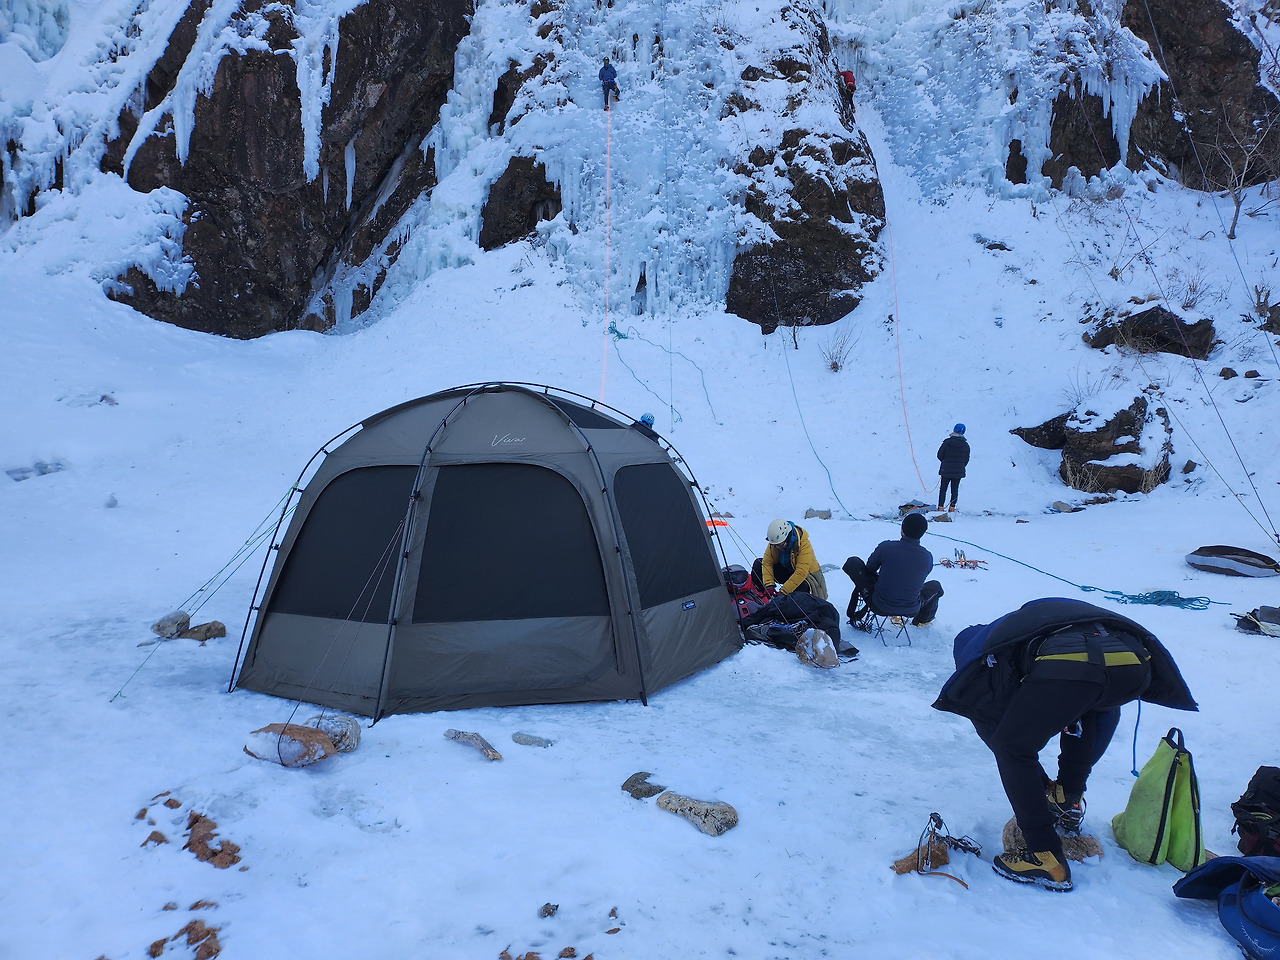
613,462 -> 721,608
270,465 -> 417,623
413,463 -> 610,622
548,398 -> 624,430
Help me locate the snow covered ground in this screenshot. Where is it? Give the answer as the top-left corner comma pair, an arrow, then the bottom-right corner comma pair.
5,24 -> 1280,960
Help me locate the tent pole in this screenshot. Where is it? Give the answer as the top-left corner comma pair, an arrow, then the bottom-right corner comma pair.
371,388 -> 488,721
528,389 -> 650,705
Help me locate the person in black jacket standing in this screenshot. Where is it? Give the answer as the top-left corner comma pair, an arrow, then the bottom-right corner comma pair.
937,423 -> 970,512
933,598 -> 1196,892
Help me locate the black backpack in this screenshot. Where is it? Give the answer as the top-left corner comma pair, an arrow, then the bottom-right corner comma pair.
1231,766 -> 1280,857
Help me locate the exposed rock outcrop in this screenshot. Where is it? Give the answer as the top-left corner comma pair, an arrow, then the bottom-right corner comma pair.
1083,305 -> 1216,359
1045,0 -> 1280,187
102,0 -> 473,337
723,8 -> 885,333
479,157 -> 562,251
1013,394 -> 1174,494
728,127 -> 885,332
1122,0 -> 1280,188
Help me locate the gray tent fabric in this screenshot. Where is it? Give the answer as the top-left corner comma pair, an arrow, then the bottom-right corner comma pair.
233,383 -> 742,718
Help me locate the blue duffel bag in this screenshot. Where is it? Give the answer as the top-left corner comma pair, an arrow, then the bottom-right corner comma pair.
1174,856 -> 1280,959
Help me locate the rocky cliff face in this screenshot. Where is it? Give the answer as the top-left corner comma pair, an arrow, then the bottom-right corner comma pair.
720,8 -> 885,332
1045,0 -> 1280,188
101,0 -> 472,338
88,0 -> 882,337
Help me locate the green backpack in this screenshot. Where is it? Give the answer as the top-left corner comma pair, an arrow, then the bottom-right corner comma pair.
1112,727 -> 1207,872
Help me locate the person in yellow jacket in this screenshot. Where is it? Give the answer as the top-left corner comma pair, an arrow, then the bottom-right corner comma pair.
751,518 -> 828,599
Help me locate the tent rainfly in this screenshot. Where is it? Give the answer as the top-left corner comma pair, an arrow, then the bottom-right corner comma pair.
231,383 -> 742,718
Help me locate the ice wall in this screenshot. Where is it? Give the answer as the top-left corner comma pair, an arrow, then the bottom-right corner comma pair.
375,0 -> 828,321
822,0 -> 1164,193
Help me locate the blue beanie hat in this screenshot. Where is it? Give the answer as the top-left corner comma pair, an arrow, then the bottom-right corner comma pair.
953,423 -> 966,434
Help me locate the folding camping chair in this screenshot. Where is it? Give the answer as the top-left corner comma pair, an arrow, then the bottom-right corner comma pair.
849,594 -> 912,647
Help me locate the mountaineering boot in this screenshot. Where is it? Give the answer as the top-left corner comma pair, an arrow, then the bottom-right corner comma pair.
992,849 -> 1073,891
911,617 -> 933,627
948,505 -> 956,512
889,616 -> 907,627
1047,783 -> 1086,834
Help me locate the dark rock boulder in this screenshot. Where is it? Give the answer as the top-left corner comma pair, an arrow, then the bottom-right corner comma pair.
103,0 -> 472,338
1083,305 -> 1215,359
1122,0 -> 1280,188
727,128 -> 884,333
479,157 -> 562,251
722,8 -> 883,334
1013,394 -> 1173,494
1010,412 -> 1071,449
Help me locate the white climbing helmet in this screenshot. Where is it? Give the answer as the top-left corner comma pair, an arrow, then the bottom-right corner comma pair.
766,518 -> 794,545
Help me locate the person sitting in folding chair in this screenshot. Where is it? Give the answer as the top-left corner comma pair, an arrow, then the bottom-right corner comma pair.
843,513 -> 943,629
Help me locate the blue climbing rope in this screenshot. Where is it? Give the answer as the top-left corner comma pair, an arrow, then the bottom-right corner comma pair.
924,527 -> 1225,609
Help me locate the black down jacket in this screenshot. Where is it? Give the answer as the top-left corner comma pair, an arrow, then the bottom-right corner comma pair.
937,435 -> 970,478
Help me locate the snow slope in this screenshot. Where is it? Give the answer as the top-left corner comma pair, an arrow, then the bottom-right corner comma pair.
4,107 -> 1280,957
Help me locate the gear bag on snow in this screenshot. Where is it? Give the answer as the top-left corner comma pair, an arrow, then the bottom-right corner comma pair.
1233,767 -> 1280,858
1112,727 -> 1207,872
1234,607 -> 1280,637
1173,856 -> 1280,960
722,565 -> 772,623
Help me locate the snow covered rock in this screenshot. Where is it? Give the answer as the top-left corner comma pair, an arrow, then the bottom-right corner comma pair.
1014,391 -> 1173,494
1122,0 -> 1280,191
151,610 -> 191,639
98,0 -> 473,336
1084,305 -> 1216,360
655,791 -> 739,836
723,12 -> 886,333
795,627 -> 838,668
244,722 -> 337,767
305,715 -> 361,752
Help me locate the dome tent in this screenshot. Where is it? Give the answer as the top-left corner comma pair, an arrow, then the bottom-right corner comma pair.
231,383 -> 741,718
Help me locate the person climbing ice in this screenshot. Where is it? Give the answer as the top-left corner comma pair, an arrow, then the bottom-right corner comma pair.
600,57 -> 621,110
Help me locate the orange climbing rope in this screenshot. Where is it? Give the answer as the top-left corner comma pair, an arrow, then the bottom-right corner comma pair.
600,105 -> 612,403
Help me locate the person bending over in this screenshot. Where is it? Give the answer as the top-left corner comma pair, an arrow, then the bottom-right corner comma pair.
933,598 -> 1196,891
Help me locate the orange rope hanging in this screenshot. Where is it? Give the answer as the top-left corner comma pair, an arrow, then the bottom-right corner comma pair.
599,106 -> 612,403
